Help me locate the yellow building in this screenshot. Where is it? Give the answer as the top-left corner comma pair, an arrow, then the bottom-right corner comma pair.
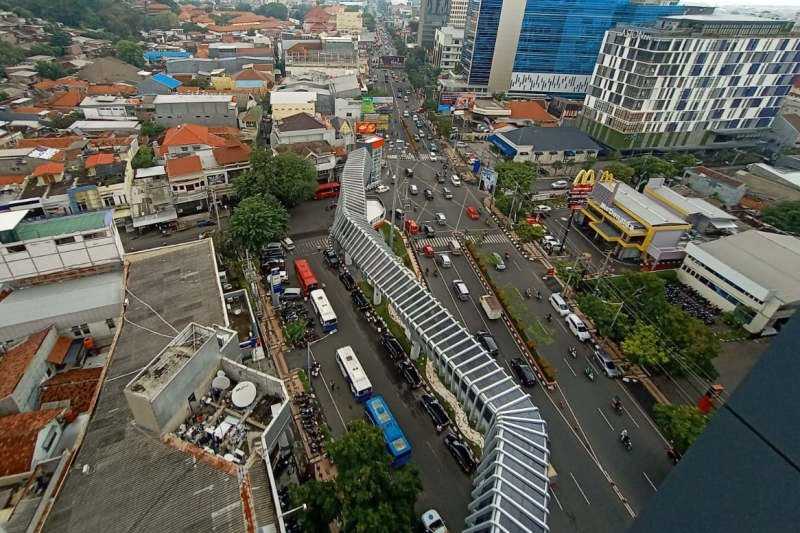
577,171 -> 691,268
270,92 -> 317,121
210,75 -> 234,91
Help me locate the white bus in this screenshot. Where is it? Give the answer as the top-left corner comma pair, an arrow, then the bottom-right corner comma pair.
310,289 -> 338,333
336,346 -> 373,401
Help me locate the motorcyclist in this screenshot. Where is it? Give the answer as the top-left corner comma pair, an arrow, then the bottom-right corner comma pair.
620,428 -> 630,443
535,289 -> 542,301
585,366 -> 594,379
612,396 -> 622,411
568,346 -> 577,358
545,313 -> 553,322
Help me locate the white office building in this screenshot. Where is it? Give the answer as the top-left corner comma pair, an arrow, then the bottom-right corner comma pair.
447,0 -> 468,30
580,14 -> 800,151
433,26 -> 464,72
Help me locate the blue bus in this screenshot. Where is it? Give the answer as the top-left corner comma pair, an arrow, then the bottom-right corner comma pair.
364,395 -> 412,467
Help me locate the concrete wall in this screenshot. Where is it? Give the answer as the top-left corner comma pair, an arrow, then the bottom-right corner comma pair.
334,98 -> 361,120
272,102 -> 315,121
488,0 -> 526,95
0,327 -> 57,415
683,170 -> 746,208
0,226 -> 123,284
154,101 -> 237,128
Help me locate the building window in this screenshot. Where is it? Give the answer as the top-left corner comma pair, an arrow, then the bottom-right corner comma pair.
84,231 -> 108,240
80,323 -> 91,334
6,244 -> 26,253
55,236 -> 77,246
71,326 -> 82,337
106,318 -> 116,329
103,196 -> 115,207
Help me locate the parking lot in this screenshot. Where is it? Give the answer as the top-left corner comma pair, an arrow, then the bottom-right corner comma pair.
279,242 -> 473,528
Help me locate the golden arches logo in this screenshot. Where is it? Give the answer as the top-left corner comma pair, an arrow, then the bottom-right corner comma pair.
572,169 -> 595,187
599,170 -> 616,183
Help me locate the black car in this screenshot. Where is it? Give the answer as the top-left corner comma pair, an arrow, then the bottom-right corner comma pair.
444,433 -> 477,474
474,331 -> 499,357
423,224 -> 436,238
510,357 -> 537,387
424,188 -> 434,200
419,393 -> 450,432
398,359 -> 423,388
323,249 -> 340,268
351,289 -> 369,310
339,270 -> 355,291
381,333 -> 405,361
394,208 -> 405,220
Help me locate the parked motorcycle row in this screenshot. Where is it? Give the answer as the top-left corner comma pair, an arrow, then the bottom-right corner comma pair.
665,283 -> 720,325
293,392 -> 327,456
280,302 -> 319,349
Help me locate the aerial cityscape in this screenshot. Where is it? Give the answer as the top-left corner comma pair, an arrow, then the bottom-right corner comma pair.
0,0 -> 798,532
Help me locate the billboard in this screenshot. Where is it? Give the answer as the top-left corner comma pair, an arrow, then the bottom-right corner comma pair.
356,122 -> 378,134
361,96 -> 375,114
364,113 -> 390,131
437,104 -> 452,114
454,93 -> 476,110
381,55 -> 405,68
568,169 -> 596,210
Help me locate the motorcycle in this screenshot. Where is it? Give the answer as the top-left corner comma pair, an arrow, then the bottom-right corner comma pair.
611,397 -> 623,415
568,346 -> 577,359
535,290 -> 542,301
619,432 -> 632,451
584,366 -> 595,382
666,446 -> 681,465
525,288 -> 533,299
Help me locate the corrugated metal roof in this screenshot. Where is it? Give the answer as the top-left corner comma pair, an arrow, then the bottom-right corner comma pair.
12,211 -> 111,241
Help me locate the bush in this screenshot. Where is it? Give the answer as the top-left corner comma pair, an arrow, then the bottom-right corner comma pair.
532,353 -> 557,382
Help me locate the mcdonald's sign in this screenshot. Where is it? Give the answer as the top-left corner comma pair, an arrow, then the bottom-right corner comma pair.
568,169 -> 595,210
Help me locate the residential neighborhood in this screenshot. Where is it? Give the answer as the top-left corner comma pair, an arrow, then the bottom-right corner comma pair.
0,1 -> 799,533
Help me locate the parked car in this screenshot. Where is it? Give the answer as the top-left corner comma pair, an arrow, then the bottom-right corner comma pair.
444,433 -> 477,473
533,204 -> 552,213
424,188 -> 434,200
551,180 -> 569,189
566,313 -> 591,342
281,237 -> 295,251
593,345 -> 622,378
381,333 -> 405,361
475,330 -> 499,357
442,187 -> 454,199
510,357 -> 537,387
398,359 -> 423,388
419,393 -> 451,432
323,249 -> 340,268
490,252 -> 506,271
375,184 -> 390,194
421,510 -> 448,533
409,184 -> 419,195
351,289 -> 369,310
339,270 -> 355,291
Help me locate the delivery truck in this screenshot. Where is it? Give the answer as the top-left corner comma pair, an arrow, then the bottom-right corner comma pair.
480,294 -> 502,320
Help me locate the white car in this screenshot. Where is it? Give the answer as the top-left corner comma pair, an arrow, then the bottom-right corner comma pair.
429,153 -> 437,161
534,204 -> 552,213
421,509 -> 448,533
566,313 -> 591,342
450,175 -> 462,187
551,180 -> 569,189
542,235 -> 560,248
375,185 -> 390,194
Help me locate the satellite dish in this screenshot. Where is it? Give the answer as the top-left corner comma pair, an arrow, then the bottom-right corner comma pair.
231,381 -> 257,408
217,370 -> 226,377
212,375 -> 231,390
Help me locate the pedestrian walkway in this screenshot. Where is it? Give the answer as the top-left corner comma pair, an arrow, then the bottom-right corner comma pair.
414,231 -> 509,250
297,236 -> 330,252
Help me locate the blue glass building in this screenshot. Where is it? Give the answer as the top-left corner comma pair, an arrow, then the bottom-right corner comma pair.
461,0 -> 684,95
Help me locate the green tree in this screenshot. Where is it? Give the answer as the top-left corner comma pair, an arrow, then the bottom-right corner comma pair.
48,27 -> 72,55
230,194 -> 289,253
235,1 -> 252,11
140,119 -> 165,139
576,293 -> 631,342
653,404 -> 709,454
256,2 -> 289,20
581,156 -> 598,171
0,42 -> 25,66
669,153 -> 698,171
35,61 -> 66,80
0,90 -> 8,101
48,112 -> 79,129
131,146 -> 155,169
626,155 -> 677,187
762,201 -> 800,234
363,10 -> 376,31
291,4 -> 311,19
515,221 -> 545,243
293,420 -> 421,532
27,43 -> 60,57
233,150 -> 317,207
495,160 -> 537,193
115,40 -> 145,68
621,321 -> 670,366
604,162 -> 636,185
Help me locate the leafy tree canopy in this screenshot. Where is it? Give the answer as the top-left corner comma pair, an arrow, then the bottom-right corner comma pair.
621,321 -> 670,366
0,43 -> 25,66
604,162 -> 636,185
291,421 -> 422,532
256,2 -> 289,20
230,194 -> 288,253
515,221 -> 545,243
233,149 -> 317,208
140,119 -> 165,139
115,40 -> 145,68
576,293 -> 631,342
131,146 -> 155,169
626,155 -> 678,183
35,61 -> 67,80
496,160 -> 537,193
653,404 -> 709,454
762,201 -> 800,234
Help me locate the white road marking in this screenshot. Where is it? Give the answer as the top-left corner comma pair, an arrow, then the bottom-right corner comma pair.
550,487 -> 564,512
643,471 -> 658,492
597,407 -> 615,432
570,472 -> 591,505
563,358 -> 577,377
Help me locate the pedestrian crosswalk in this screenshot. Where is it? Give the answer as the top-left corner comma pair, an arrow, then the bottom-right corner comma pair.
414,231 -> 509,250
297,237 -> 330,252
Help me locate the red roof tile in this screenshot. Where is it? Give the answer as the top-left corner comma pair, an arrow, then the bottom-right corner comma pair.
0,328 -> 51,398
31,162 -> 65,177
0,174 -> 26,186
213,143 -> 251,165
87,84 -> 137,96
39,367 -> 102,413
159,123 -> 231,156
50,90 -> 84,109
17,136 -> 83,150
85,153 -> 116,168
47,336 -> 73,365
166,155 -> 203,178
0,409 -> 61,476
507,100 -> 558,125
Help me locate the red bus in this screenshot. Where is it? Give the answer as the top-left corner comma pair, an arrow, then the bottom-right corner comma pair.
314,182 -> 340,200
294,259 -> 319,295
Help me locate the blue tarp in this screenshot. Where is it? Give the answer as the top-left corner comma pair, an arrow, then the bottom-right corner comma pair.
487,134 -> 517,158
143,50 -> 191,62
151,72 -> 182,89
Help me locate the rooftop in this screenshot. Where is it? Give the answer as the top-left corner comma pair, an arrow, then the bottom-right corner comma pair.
507,100 -> 558,124
150,72 -> 183,90
39,367 -> 103,413
0,409 -> 61,477
694,231 -> 800,303
9,211 -> 111,242
645,180 -> 738,222
598,179 -> 687,227
276,112 -> 326,132
31,162 -> 65,177
135,165 -> 167,178
85,153 -> 116,168
270,91 -> 317,104
166,155 -> 203,178
42,241 -> 242,533
664,14 -> 786,24
0,327 -> 51,398
153,94 -> 234,104
497,126 -> 601,152
70,120 -> 140,131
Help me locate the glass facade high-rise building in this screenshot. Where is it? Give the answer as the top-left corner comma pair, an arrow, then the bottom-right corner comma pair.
461,0 -> 684,95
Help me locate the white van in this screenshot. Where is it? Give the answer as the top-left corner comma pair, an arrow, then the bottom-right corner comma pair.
437,254 -> 452,268
282,287 -> 303,301
281,237 -> 295,251
566,313 -> 591,342
435,212 -> 447,225
448,239 -> 462,255
451,175 -> 462,187
452,279 -> 470,301
549,293 -> 570,317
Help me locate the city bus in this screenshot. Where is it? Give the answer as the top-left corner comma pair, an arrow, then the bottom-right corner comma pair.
293,259 -> 319,295
364,395 -> 412,468
314,182 -> 340,200
335,346 -> 372,401
309,289 -> 338,333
